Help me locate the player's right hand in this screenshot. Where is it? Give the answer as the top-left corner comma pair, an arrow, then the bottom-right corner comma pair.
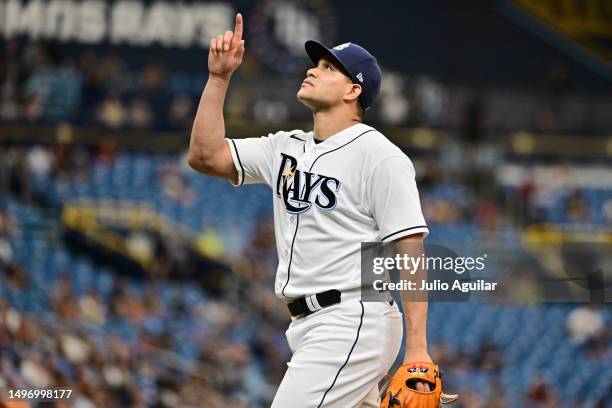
208,13 -> 245,80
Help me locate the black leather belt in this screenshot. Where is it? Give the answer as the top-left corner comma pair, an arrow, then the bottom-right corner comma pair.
287,289 -> 341,318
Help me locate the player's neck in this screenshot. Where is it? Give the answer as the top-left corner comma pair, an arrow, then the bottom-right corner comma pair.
312,110 -> 361,141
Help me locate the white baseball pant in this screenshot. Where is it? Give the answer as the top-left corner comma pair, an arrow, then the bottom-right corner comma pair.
272,296 -> 403,408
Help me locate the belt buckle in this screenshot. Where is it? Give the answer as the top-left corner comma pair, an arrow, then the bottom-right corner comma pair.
287,298 -> 308,319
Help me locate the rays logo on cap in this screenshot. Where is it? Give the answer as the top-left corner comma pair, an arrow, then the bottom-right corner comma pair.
356,72 -> 364,83
333,43 -> 351,51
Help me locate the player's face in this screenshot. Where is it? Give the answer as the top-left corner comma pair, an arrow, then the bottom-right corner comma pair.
297,57 -> 357,111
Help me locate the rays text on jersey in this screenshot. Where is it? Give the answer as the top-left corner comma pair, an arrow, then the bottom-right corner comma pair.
275,153 -> 341,214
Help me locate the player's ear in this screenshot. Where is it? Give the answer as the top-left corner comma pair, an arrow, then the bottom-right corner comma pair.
344,84 -> 362,103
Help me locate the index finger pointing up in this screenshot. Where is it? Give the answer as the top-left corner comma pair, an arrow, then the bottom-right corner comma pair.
231,13 -> 243,47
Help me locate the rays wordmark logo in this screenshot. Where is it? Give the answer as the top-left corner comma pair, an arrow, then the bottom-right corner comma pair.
275,153 -> 341,214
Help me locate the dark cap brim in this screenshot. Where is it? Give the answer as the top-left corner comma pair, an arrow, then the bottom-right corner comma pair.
305,40 -> 353,80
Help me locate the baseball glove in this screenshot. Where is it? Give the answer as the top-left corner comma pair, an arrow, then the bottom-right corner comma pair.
379,362 -> 458,408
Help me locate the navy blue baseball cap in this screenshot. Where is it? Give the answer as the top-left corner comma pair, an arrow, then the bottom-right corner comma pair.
305,40 -> 382,111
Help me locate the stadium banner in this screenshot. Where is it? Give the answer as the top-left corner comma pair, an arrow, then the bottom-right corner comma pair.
1,0 -> 236,47
0,0 -> 337,72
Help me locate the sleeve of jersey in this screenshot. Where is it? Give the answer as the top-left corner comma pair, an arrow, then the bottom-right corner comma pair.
226,133 -> 280,187
369,156 -> 429,242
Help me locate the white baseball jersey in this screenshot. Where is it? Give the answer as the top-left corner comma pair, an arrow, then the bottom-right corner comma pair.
227,123 -> 428,299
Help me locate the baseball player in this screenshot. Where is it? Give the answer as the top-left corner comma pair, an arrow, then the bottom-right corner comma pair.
188,13 -> 456,408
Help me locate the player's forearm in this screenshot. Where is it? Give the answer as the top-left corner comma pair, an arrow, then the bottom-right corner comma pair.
403,299 -> 428,352
188,75 -> 231,170
395,237 -> 430,361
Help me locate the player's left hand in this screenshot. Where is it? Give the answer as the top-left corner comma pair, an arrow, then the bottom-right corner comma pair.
208,13 -> 245,80
379,358 -> 459,407
403,350 -> 434,392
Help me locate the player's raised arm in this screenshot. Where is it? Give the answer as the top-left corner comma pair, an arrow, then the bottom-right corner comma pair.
188,13 -> 245,183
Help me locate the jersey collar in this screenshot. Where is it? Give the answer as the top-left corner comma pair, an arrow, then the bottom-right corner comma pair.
307,123 -> 374,152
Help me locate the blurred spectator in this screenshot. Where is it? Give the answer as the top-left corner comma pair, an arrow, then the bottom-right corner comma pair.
26,145 -> 52,178
427,199 -> 463,224
4,263 -> 29,292
0,206 -> 18,265
462,96 -> 486,146
474,340 -> 503,374
158,167 -> 195,204
0,207 -> 18,239
0,90 -> 20,120
138,63 -> 169,129
70,146 -> 93,182
0,239 -> 13,265
566,304 -> 606,345
515,172 -> 537,223
97,137 -> 117,165
196,228 -> 225,260
78,291 -> 107,326
96,95 -> 126,129
140,63 -> 166,94
603,198 -> 612,224
21,94 -> 44,121
475,199 -> 499,232
565,190 -> 589,222
168,94 -> 195,129
456,390 -> 486,408
524,378 -> 562,408
414,76 -> 447,127
126,231 -> 155,268
0,41 -> 20,120
0,144 -> 29,201
127,98 -> 154,129
379,72 -> 410,126
253,100 -> 289,123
